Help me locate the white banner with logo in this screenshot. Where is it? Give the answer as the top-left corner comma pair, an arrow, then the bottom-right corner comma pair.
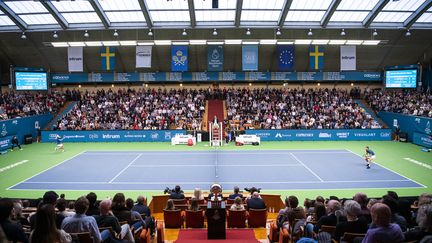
68,47 -> 83,72
340,45 -> 356,71
136,46 -> 152,68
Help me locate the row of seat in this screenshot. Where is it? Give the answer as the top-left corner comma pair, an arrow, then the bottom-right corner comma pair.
163,208 -> 268,228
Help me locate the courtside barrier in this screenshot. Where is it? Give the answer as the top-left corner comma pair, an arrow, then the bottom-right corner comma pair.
245,129 -> 392,141
379,112 -> 432,141
42,130 -> 186,143
413,132 -> 432,148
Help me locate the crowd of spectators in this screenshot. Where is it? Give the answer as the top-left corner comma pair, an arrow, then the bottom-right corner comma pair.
226,88 -> 382,130
0,91 -> 65,120
364,89 -> 432,118
55,88 -> 206,131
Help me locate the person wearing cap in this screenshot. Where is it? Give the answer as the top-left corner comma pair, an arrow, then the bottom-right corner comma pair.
228,186 -> 243,200
29,191 -> 65,230
55,135 -> 65,152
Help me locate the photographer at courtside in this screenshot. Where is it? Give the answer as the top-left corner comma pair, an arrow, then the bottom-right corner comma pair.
165,185 -> 185,200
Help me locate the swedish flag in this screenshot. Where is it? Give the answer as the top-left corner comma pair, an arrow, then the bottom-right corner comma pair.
101,47 -> 116,71
309,45 -> 324,70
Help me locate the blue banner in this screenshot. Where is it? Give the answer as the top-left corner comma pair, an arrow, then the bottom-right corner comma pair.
0,135 -> 12,151
277,45 -> 295,71
101,47 -> 116,71
310,45 -> 324,70
171,45 -> 188,72
42,130 -> 186,143
379,112 -> 432,141
242,45 -> 258,71
0,114 -> 52,150
413,132 -> 432,148
208,45 -> 223,71
51,71 -> 382,83
245,129 -> 392,141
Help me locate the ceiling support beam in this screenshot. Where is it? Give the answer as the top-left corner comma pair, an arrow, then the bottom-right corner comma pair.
404,0 -> 432,29
362,0 -> 389,28
278,0 -> 293,28
187,0 -> 196,27
235,0 -> 243,27
89,0 -> 110,29
0,1 -> 27,31
320,0 -> 342,27
137,0 -> 153,29
39,0 -> 68,30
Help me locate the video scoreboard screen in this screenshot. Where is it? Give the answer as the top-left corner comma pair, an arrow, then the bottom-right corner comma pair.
15,72 -> 48,91
385,69 -> 417,88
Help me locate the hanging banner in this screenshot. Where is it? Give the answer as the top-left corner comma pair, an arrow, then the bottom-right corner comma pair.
136,46 -> 152,68
207,45 -> 223,71
309,45 -> 324,70
171,45 -> 188,72
67,47 -> 83,72
101,47 -> 116,71
277,45 -> 295,71
340,45 -> 356,71
242,45 -> 258,71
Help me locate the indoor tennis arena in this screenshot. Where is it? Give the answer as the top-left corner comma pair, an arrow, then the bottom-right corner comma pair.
0,0 -> 431,242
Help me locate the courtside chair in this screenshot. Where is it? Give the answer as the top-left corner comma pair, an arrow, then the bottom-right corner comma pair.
163,209 -> 183,228
172,199 -> 187,205
247,208 -> 268,228
185,209 -> 205,228
227,209 -> 247,228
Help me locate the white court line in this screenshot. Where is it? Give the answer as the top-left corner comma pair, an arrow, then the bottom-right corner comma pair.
344,149 -> 427,188
7,151 -> 87,190
289,153 -> 324,182
129,164 -> 303,168
17,179 -> 412,185
108,153 -> 142,183
83,151 -> 351,156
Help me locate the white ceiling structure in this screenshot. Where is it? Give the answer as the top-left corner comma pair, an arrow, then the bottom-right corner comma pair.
0,0 -> 431,32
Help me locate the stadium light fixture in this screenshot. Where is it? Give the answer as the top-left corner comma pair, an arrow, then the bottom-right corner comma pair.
405,29 -> 411,37
340,29 -> 346,36
53,31 -> 58,39
276,28 -> 281,36
295,39 -> 312,44
329,40 -> 346,45
246,28 -> 251,36
172,41 -> 189,45
51,42 -> 69,47
346,40 -> 363,45
154,40 -> 172,45
260,39 -> 277,45
148,29 -> 153,36
207,41 -> 224,45
277,41 -> 294,45
85,41 -> 103,47
373,29 -> 378,36
224,39 -> 242,45
137,41 -> 154,46
119,41 -> 137,46
21,32 -> 27,39
102,41 -> 120,46
212,28 -> 218,36
113,29 -> 119,37
189,40 -> 207,45
68,42 -> 85,47
362,40 -> 380,45
182,29 -> 187,36
307,29 -> 313,36
312,39 -> 329,45
243,41 -> 259,45
84,30 -> 89,38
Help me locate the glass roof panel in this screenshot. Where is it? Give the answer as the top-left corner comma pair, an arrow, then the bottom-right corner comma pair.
383,0 -> 426,11
195,10 -> 235,21
242,0 -> 285,10
330,11 -> 370,22
290,0 -> 333,10
336,0 -> 379,10
52,1 -> 94,12
99,0 -> 141,11
150,10 -> 190,22
285,10 -> 326,21
373,12 -> 412,22
106,11 -> 146,22
62,12 -> 102,23
194,0 -> 236,9
241,10 -> 281,21
0,16 -> 15,26
19,14 -> 58,25
416,12 -> 432,22
5,1 -> 48,14
146,0 -> 188,10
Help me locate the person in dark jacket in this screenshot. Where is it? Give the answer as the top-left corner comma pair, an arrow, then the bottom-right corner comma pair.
246,192 -> 266,210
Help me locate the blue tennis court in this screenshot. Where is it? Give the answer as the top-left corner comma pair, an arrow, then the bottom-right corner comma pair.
9,149 -> 424,191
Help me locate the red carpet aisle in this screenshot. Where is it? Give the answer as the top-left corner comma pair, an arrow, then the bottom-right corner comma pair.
174,229 -> 261,243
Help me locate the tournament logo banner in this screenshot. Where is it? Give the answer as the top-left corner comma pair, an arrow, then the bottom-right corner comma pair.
208,45 -> 223,71
340,45 -> 356,71
242,45 -> 258,71
171,45 -> 188,72
101,47 -> 116,71
136,46 -> 152,68
277,45 -> 295,71
309,45 -> 324,70
68,47 -> 83,72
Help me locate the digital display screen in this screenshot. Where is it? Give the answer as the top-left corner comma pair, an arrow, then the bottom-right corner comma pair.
385,69 -> 417,88
15,72 -> 48,90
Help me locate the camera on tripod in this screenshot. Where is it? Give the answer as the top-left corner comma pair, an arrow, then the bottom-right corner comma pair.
244,187 -> 261,193
163,186 -> 184,194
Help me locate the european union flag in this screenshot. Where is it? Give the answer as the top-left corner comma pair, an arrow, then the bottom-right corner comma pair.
171,45 -> 188,72
309,45 -> 324,70
277,45 -> 295,71
101,47 -> 116,71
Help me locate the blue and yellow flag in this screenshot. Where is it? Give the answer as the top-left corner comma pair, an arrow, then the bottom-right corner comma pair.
309,45 -> 324,70
101,47 -> 116,71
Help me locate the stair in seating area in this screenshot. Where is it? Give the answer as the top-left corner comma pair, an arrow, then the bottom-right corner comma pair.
354,99 -> 388,128
207,99 -> 225,137
46,101 -> 77,130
